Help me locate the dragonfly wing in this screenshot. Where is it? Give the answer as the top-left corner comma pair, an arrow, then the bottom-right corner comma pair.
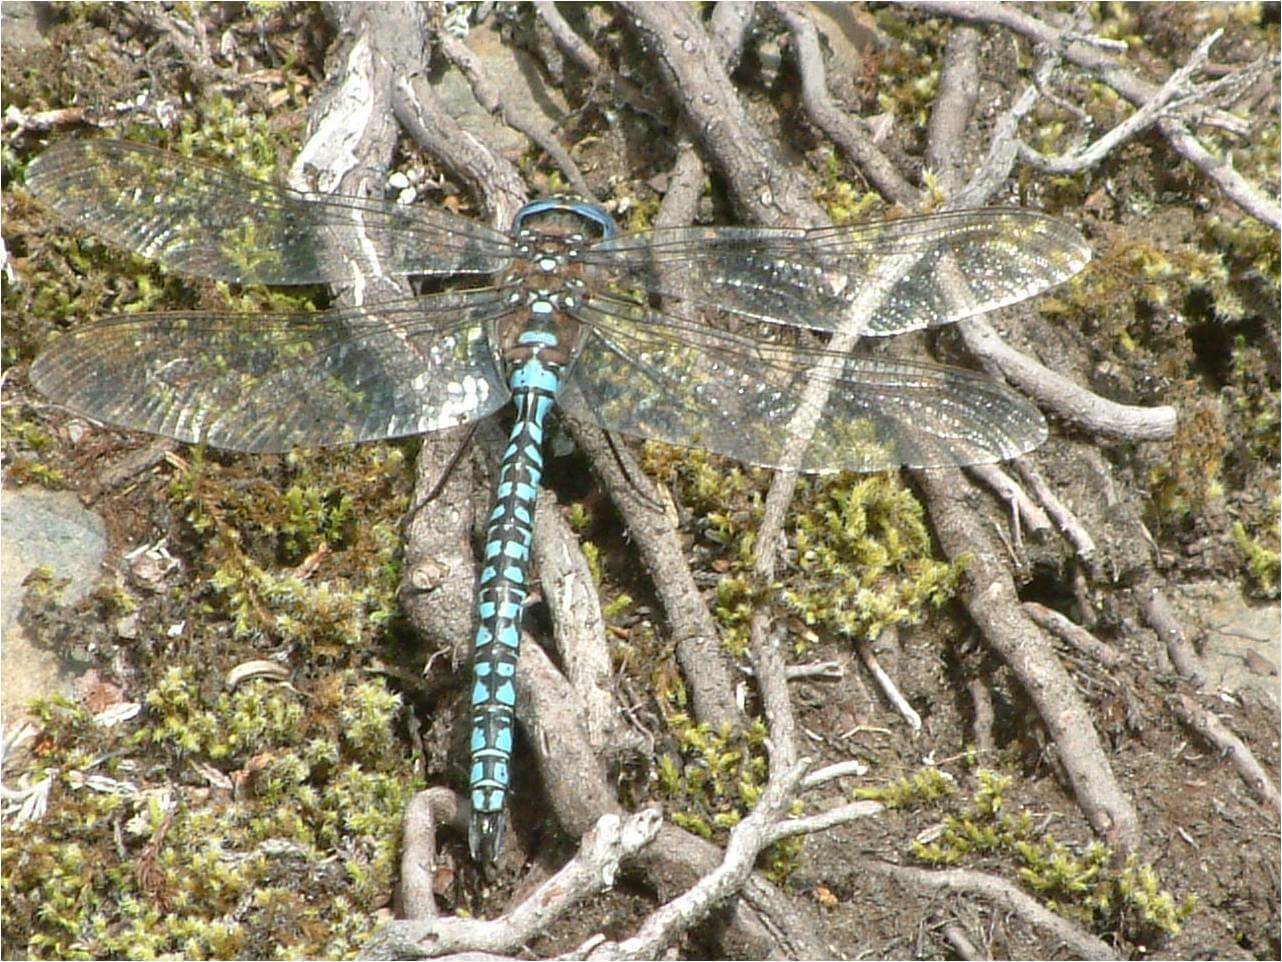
30,290 -> 513,453
559,296 -> 1045,472
25,140 -> 513,286
584,209 -> 1089,337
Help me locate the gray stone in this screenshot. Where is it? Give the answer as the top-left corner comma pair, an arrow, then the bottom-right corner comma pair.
1172,580 -> 1281,709
1,488 -> 108,723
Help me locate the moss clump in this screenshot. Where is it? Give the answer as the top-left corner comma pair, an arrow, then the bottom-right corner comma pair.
815,152 -> 887,225
908,771 -> 1195,946
1232,518 -> 1280,598
2,407 -> 66,487
165,443 -> 407,653
644,454 -> 960,652
641,445 -> 767,652
854,766 -> 957,809
870,9 -> 948,129
4,671 -> 415,960
656,716 -> 769,839
783,475 -> 963,645
6,83 -> 418,949
5,418 -> 418,959
1147,403 -> 1228,522
653,712 -> 806,879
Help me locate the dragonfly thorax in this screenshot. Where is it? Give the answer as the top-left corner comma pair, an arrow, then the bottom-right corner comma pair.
496,207 -> 608,379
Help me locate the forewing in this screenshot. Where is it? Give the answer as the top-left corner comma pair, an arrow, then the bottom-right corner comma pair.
584,209 -> 1089,337
559,295 -> 1046,472
25,139 -> 513,285
29,290 -> 514,453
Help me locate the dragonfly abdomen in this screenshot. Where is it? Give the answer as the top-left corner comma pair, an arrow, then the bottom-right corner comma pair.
467,339 -> 561,863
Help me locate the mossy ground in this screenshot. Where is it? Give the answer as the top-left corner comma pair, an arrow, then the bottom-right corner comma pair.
1,3 -> 1278,960
2,8 -> 426,959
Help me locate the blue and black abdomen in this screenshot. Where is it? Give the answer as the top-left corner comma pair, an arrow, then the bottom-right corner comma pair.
467,198 -> 619,862
467,355 -> 559,862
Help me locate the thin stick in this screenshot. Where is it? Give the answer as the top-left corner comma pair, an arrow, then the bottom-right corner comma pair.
1171,695 -> 1281,815
861,860 -> 1119,960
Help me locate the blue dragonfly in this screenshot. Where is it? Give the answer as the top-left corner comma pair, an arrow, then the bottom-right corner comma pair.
24,139 -> 1090,861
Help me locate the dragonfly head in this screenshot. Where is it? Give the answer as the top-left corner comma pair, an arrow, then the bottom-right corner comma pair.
513,195 -> 618,241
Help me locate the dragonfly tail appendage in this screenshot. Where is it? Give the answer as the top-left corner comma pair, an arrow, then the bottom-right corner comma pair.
469,808 -> 507,864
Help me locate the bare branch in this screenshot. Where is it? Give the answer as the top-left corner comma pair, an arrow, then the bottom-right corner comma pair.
582,760 -> 815,960
775,3 -> 918,206
535,0 -> 602,74
1138,584 -> 1207,687
915,468 -> 1142,854
861,860 -> 1121,960
398,788 -> 466,921
908,0 -> 1282,228
436,30 -> 594,198
926,25 -> 981,196
1018,30 -> 1226,174
365,810 -> 664,960
966,462 -> 1055,541
1013,462 -> 1098,566
570,423 -> 744,731
1023,602 -> 1125,669
859,630 -> 923,731
764,799 -> 884,843
534,495 -> 642,758
801,760 -> 870,790
960,316 -> 1178,442
1170,695 -> 1282,816
967,677 -> 997,754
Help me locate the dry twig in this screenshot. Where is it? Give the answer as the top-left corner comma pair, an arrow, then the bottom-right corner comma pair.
906,0 -> 1282,229
861,860 -> 1120,960
1170,694 -> 1282,816
1023,602 -> 1125,670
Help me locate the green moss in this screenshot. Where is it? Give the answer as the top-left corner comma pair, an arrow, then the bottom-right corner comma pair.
1232,519 -> 1280,597
815,153 -> 887,225
651,694 -> 808,881
623,194 -> 663,234
338,678 -> 403,764
1147,405 -> 1227,522
565,501 -> 594,533
601,593 -> 633,620
656,715 -> 781,845
4,434 -> 416,957
783,475 -> 963,645
5,457 -> 66,487
169,93 -> 293,181
708,576 -> 752,656
7,68 -> 417,947
905,770 -> 1194,943
5,670 -> 416,960
870,10 -> 947,128
643,455 -> 959,654
854,766 -> 957,809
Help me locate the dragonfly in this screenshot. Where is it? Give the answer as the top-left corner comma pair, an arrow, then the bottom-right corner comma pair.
25,139 -> 1091,861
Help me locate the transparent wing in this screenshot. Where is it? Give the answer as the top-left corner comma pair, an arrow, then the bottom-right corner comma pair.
29,290 -> 514,453
582,209 -> 1089,337
25,139 -> 514,285
559,295 -> 1046,472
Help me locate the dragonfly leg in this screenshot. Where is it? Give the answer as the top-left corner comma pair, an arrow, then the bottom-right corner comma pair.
603,429 -> 666,514
400,421 -> 482,535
